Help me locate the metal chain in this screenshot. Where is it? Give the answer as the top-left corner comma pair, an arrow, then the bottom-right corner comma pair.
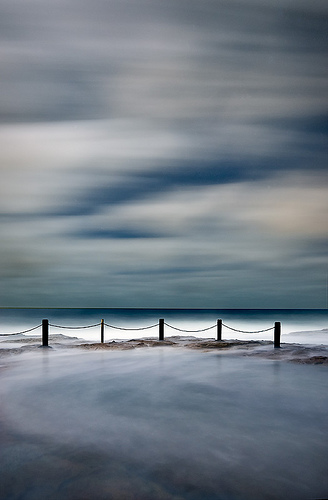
0,320 -> 276,337
0,324 -> 42,336
49,323 -> 101,329
222,323 -> 274,334
164,322 -> 216,333
104,323 -> 158,331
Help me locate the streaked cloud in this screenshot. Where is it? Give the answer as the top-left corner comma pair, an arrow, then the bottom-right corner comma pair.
0,0 -> 327,307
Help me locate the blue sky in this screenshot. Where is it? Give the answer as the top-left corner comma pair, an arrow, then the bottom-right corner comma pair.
0,0 -> 327,308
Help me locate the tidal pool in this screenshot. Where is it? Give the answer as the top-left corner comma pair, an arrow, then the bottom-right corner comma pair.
0,347 -> 327,500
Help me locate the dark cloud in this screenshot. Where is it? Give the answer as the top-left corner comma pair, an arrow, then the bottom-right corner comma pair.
73,228 -> 163,240
49,163 -> 265,217
47,145 -> 326,218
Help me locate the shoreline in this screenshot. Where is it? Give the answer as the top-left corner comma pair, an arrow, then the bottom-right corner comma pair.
0,334 -> 327,365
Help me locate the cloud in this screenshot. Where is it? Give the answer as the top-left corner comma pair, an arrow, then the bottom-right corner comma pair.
1,170 -> 326,307
101,173 -> 328,238
0,0 -> 327,124
0,0 -> 327,307
1,113 -> 326,220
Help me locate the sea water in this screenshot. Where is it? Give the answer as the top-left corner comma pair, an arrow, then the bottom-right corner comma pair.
0,308 -> 327,343
0,347 -> 327,500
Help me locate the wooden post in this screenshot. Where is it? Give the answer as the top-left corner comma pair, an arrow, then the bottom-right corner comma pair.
101,319 -> 104,343
42,319 -> 49,347
216,319 -> 222,341
159,319 -> 164,341
274,322 -> 281,348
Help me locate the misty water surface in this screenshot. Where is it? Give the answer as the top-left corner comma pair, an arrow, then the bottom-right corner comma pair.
0,347 -> 327,500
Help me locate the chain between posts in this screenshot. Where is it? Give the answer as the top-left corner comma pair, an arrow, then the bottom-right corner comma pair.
1,319 -> 281,349
49,323 -> 101,329
1,322 -> 274,336
104,323 -> 158,331
0,324 -> 42,336
164,322 -> 216,333
222,323 -> 275,334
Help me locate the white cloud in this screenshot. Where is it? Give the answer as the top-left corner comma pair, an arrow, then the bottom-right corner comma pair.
0,119 -> 186,213
103,173 -> 328,240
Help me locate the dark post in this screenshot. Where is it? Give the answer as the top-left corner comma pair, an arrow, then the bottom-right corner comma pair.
216,319 -> 222,341
159,319 -> 164,341
274,322 -> 281,348
42,319 -> 49,347
101,319 -> 104,343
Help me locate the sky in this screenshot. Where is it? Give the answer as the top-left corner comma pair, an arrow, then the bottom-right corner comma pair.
0,0 -> 327,309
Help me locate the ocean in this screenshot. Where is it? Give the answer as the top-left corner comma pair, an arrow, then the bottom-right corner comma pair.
0,308 -> 327,499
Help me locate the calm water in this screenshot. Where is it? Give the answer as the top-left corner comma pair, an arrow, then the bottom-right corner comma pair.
0,308 -> 327,343
0,347 -> 327,500
1,310 -> 327,498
